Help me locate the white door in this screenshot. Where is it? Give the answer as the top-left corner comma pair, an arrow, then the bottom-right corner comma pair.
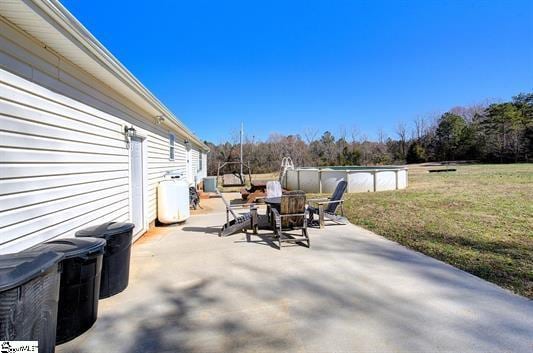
130,136 -> 145,235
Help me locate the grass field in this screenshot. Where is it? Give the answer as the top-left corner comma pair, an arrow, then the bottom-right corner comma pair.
342,164 -> 533,298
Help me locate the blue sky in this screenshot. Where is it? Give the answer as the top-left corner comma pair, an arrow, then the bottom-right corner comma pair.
62,0 -> 533,143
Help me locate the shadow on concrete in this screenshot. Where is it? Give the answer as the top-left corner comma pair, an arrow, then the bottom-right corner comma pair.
61,221 -> 532,353
181,226 -> 221,236
65,278 -> 295,353
241,232 -> 279,249
222,250 -> 533,353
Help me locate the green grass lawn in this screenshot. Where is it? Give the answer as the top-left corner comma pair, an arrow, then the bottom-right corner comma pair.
341,164 -> 533,298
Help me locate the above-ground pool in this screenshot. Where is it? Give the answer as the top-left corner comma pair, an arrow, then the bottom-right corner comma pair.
282,166 -> 408,193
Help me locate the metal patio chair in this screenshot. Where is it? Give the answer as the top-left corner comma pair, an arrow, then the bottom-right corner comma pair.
307,180 -> 348,228
218,191 -> 259,237
217,190 -> 269,237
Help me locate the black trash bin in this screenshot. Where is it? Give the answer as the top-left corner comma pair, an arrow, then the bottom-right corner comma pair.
0,251 -> 63,353
75,222 -> 135,298
30,238 -> 107,344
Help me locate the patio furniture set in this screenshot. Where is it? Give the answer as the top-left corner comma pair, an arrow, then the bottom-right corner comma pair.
218,180 -> 348,249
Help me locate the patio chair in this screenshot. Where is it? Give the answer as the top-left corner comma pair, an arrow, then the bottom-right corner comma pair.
218,191 -> 259,237
307,180 -> 348,228
270,190 -> 310,249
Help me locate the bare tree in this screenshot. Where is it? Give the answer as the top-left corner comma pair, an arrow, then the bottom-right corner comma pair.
413,116 -> 427,140
350,125 -> 360,144
377,127 -> 386,144
396,121 -> 407,160
337,125 -> 347,141
450,101 -> 491,123
302,127 -> 318,144
229,129 -> 241,144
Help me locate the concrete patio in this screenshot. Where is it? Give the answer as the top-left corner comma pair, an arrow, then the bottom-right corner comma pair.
58,194 -> 533,353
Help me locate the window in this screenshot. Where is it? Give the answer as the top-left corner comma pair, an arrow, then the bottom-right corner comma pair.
199,153 -> 203,171
169,133 -> 175,160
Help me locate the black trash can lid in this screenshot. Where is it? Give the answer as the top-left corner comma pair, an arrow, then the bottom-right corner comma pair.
0,251 -> 64,292
30,238 -> 107,259
75,222 -> 135,239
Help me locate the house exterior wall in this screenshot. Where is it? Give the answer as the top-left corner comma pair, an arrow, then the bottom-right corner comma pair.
0,18 -> 205,254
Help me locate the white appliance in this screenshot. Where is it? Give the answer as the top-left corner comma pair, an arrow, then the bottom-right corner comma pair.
157,175 -> 190,224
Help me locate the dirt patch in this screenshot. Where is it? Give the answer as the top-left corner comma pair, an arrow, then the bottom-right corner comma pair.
135,224 -> 180,245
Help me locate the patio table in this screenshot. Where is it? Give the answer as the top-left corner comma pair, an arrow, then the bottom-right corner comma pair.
264,196 -> 281,209
262,197 -> 280,229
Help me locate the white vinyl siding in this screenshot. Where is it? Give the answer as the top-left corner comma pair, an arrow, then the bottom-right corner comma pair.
188,148 -> 208,185
0,19 -> 198,253
0,69 -> 130,252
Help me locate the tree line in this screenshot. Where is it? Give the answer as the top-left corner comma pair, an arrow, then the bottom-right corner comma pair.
206,92 -> 532,175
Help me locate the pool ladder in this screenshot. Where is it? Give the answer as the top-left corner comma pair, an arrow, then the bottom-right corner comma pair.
279,157 -> 294,185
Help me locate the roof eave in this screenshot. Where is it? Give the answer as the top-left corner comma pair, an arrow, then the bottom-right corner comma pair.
4,0 -> 209,152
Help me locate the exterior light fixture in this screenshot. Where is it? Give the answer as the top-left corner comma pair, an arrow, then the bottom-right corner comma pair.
184,139 -> 191,150
124,125 -> 137,138
123,125 -> 137,149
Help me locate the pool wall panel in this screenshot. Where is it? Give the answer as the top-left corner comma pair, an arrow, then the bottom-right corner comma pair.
375,171 -> 397,191
397,169 -> 408,189
348,172 -> 374,192
283,167 -> 408,193
285,170 -> 298,190
321,171 -> 347,193
298,169 -> 320,192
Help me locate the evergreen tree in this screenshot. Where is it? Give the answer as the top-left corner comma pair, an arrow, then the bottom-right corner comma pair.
434,113 -> 468,161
